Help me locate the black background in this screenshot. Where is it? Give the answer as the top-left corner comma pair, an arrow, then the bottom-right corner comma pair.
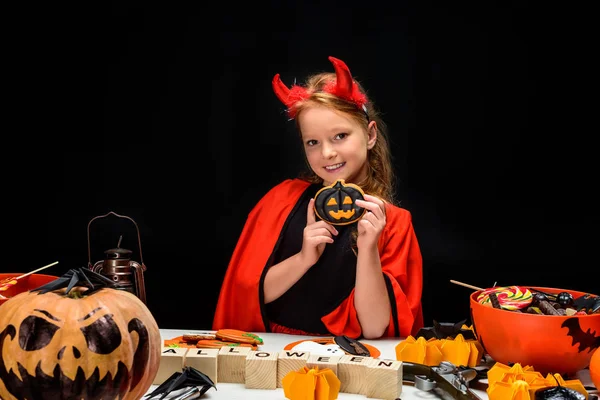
3,1 -> 597,330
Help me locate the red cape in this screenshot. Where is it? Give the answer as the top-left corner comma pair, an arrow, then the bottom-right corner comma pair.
213,178 -> 424,338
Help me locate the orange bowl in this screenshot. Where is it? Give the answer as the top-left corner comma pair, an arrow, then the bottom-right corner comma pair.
0,273 -> 59,306
470,286 -> 600,376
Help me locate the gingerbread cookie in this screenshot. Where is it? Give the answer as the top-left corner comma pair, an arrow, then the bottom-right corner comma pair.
314,179 -> 366,225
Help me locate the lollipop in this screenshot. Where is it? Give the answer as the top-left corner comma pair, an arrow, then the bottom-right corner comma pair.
476,286 -> 533,310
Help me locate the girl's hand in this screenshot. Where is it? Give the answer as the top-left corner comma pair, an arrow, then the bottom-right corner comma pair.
300,198 -> 338,267
355,194 -> 386,250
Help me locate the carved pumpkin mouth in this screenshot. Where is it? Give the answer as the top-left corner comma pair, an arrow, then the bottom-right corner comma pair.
0,321 -> 149,399
328,209 -> 356,220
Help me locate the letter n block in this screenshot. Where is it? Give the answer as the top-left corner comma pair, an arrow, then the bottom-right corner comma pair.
217,346 -> 252,383
245,350 -> 278,389
154,347 -> 188,385
184,348 -> 219,384
338,355 -> 374,395
366,359 -> 403,400
277,350 -> 310,388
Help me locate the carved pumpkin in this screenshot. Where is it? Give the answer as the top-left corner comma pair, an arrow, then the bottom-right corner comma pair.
590,348 -> 600,390
314,179 -> 366,225
0,268 -> 161,400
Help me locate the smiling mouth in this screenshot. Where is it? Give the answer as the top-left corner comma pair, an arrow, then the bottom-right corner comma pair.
324,162 -> 345,171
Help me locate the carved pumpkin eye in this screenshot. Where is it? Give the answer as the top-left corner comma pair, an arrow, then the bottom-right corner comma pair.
314,179 -> 367,225
81,313 -> 122,354
19,315 -> 60,351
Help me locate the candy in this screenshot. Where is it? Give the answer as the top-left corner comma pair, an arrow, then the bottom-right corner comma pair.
477,286 -> 533,310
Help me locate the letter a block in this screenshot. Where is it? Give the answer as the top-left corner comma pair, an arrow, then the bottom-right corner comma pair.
184,348 -> 219,384
154,347 -> 187,385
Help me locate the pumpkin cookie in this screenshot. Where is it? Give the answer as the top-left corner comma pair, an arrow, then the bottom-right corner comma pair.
215,329 -> 264,345
314,179 -> 366,225
182,333 -> 216,343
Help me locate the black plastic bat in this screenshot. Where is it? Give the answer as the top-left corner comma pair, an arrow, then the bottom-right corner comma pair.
334,335 -> 370,356
416,319 -> 476,341
31,268 -> 119,295
144,366 -> 216,399
561,317 -> 600,353
535,373 -> 586,399
572,294 -> 600,314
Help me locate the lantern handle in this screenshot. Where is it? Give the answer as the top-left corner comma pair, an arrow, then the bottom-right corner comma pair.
87,211 -> 144,266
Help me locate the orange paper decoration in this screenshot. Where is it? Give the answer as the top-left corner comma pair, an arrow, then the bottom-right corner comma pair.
282,366 -> 341,400
395,333 -> 483,367
486,362 -> 589,400
395,336 -> 442,366
544,373 -> 588,397
590,348 -> 600,389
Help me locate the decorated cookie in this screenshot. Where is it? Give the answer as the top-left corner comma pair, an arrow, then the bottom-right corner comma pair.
314,179 -> 366,225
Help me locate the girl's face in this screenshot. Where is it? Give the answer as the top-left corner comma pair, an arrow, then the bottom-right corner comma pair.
298,105 -> 377,186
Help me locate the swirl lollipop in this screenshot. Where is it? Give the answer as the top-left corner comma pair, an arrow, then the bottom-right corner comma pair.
476,286 -> 533,310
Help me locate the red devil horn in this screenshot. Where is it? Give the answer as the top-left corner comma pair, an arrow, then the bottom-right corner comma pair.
272,73 -> 294,107
329,56 -> 354,99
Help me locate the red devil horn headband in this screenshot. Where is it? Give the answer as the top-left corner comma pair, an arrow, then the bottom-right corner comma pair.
272,56 -> 368,118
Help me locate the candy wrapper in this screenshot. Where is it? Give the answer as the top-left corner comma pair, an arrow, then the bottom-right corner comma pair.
282,366 -> 341,400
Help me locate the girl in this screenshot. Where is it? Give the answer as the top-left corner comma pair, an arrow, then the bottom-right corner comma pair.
213,57 -> 423,339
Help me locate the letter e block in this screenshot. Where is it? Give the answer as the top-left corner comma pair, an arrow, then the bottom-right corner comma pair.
338,355 -> 374,395
306,354 -> 342,375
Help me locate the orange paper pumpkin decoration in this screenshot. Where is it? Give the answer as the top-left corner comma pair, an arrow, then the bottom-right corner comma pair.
395,336 -> 442,366
0,270 -> 161,400
486,362 -> 589,400
282,366 -> 341,400
590,348 -> 600,390
395,334 -> 483,367
314,179 -> 366,225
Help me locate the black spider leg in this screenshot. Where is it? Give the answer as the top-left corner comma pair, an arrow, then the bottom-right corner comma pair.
65,269 -> 93,293
32,272 -> 75,294
180,366 -> 216,396
143,371 -> 185,399
184,366 -> 216,388
79,268 -> 119,294
159,369 -> 197,400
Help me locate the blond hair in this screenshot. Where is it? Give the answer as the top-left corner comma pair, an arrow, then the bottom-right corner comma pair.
292,72 -> 397,205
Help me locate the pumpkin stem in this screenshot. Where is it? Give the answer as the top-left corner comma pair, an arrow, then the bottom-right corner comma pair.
31,268 -> 119,296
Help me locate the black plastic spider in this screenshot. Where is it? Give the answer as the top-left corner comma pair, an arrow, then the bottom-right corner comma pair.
31,267 -> 119,295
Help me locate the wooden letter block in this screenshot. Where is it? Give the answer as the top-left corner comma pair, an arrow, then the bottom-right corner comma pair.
277,350 -> 310,388
306,354 -> 342,375
184,348 -> 219,384
154,347 -> 188,385
217,346 -> 252,383
337,355 -> 374,395
366,359 -> 403,400
245,350 -> 279,390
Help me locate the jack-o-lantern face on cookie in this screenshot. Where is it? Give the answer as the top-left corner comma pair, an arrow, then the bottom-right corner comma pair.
314,179 -> 366,225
